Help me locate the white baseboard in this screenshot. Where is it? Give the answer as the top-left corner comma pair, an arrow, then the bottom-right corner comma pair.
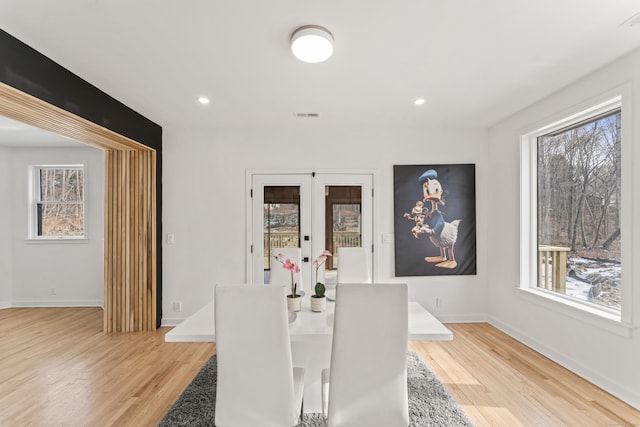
0,300 -> 11,309
161,317 -> 186,327
11,300 -> 103,308
438,313 -> 488,323
489,316 -> 640,411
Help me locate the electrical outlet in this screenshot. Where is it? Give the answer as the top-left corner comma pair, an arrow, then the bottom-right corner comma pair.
435,298 -> 442,308
173,301 -> 182,312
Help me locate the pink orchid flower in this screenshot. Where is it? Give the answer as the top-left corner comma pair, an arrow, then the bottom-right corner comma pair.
272,253 -> 300,297
283,258 -> 300,273
313,250 -> 332,267
313,249 -> 332,284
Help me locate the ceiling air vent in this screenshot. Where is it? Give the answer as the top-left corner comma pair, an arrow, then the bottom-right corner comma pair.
294,113 -> 319,118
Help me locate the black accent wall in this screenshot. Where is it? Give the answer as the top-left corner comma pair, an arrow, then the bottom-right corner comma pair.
1,29 -> 163,327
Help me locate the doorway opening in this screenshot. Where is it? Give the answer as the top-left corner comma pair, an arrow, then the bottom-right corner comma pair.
0,82 -> 157,332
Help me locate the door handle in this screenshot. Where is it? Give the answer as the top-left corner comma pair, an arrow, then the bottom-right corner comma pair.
303,257 -> 310,262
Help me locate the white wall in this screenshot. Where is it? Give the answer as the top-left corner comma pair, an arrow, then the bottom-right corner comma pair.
488,48 -> 640,409
0,147 -> 12,308
162,126 -> 489,324
8,146 -> 104,307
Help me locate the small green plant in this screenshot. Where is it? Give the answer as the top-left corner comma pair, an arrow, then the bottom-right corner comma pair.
312,250 -> 332,296
314,282 -> 326,298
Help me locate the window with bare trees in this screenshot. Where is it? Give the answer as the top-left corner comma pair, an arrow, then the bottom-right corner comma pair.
30,165 -> 85,238
521,94 -> 628,323
537,109 -> 621,311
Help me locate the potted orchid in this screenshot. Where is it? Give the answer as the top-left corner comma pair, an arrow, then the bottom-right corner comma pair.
273,253 -> 302,312
311,250 -> 331,312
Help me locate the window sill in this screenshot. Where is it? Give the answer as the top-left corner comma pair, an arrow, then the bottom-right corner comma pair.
24,237 -> 89,244
515,287 -> 635,338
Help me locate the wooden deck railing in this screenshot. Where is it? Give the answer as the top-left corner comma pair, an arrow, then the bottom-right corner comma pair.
263,231 -> 361,268
538,245 -> 570,293
264,232 -> 299,251
333,231 -> 361,250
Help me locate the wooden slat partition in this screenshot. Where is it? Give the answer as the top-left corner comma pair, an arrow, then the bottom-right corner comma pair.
104,150 -> 156,332
1,81 -> 158,333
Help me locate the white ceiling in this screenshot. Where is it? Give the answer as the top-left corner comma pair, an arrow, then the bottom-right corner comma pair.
0,115 -> 82,147
1,0 -> 640,133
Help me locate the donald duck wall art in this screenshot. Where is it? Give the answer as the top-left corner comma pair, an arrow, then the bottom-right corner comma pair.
393,164 -> 477,277
404,169 -> 461,268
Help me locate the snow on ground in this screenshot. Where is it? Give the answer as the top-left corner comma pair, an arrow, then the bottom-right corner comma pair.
543,257 -> 621,310
565,257 -> 621,309
565,276 -> 591,301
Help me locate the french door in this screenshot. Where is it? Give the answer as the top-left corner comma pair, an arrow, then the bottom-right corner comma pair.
249,172 -> 373,291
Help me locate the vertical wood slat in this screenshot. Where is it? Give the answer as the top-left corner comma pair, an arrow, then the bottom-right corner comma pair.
142,151 -> 148,330
125,151 -> 131,331
150,151 -> 157,331
118,150 -> 123,332
104,149 -> 157,332
104,151 -> 112,333
133,152 -> 139,332
138,152 -> 144,331
117,150 -> 123,332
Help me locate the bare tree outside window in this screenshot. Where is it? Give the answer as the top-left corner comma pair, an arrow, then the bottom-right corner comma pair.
537,110 -> 621,310
35,166 -> 85,237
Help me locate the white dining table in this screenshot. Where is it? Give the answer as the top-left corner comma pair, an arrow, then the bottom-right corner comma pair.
165,295 -> 452,412
165,297 -> 452,342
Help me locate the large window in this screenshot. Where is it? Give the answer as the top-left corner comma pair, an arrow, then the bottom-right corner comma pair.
30,165 -> 85,239
521,95 -> 630,325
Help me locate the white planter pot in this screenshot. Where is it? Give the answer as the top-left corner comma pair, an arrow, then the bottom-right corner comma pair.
310,296 -> 326,312
287,295 -> 302,312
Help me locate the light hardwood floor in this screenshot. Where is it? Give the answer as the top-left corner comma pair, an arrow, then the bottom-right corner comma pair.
1,307 -> 638,426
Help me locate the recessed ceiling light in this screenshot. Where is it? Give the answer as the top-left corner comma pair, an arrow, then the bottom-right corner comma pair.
414,98 -> 426,106
291,25 -> 334,63
198,96 -> 210,105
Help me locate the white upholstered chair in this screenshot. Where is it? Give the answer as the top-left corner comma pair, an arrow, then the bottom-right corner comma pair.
269,247 -> 303,292
322,283 -> 409,427
214,284 -> 305,427
336,247 -> 372,284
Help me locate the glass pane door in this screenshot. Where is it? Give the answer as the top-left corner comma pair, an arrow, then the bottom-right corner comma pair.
312,175 -> 373,287
323,186 -> 362,285
251,175 -> 312,288
263,186 -> 300,277
251,172 -> 373,288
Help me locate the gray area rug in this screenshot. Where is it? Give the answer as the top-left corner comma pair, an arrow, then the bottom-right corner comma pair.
159,351 -> 475,427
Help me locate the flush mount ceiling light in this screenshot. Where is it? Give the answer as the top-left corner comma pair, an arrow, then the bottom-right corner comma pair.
290,25 -> 334,63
